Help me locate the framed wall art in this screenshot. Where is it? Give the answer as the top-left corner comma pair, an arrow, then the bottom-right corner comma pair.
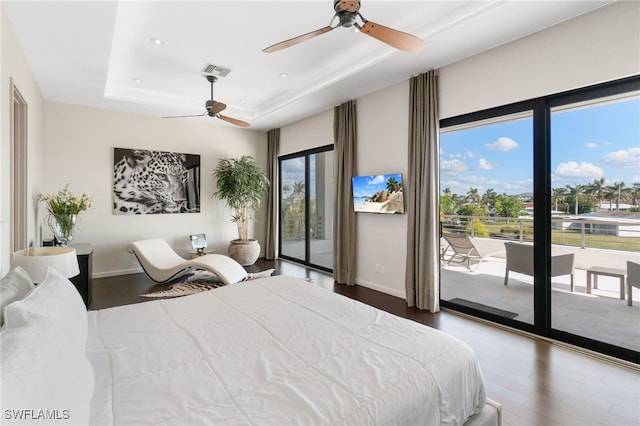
113,147 -> 201,215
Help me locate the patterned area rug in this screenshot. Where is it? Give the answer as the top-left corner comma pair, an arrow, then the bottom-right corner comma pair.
141,269 -> 275,298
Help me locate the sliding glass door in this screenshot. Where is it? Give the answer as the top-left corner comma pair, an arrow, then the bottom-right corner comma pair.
440,76 -> 640,363
440,110 -> 535,325
279,145 -> 334,271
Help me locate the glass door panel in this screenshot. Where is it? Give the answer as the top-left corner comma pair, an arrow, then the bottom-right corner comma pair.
279,146 -> 334,271
309,151 -> 334,269
550,92 -> 640,352
280,157 -> 306,262
440,112 -> 534,324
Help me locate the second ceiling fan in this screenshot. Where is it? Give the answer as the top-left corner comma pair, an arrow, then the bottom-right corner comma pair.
263,0 -> 425,53
163,76 -> 249,127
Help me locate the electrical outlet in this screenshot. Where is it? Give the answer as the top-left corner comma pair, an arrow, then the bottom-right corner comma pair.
375,263 -> 380,273
380,264 -> 385,274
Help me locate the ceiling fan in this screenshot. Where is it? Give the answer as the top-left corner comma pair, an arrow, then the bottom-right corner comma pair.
263,0 -> 425,53
162,76 -> 249,127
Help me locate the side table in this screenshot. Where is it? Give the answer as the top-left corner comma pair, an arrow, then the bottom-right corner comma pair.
189,249 -> 215,259
70,243 -> 93,308
586,266 -> 626,300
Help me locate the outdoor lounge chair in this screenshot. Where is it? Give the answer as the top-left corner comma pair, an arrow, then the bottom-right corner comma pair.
127,238 -> 248,285
627,261 -> 640,306
503,242 -> 575,290
441,233 -> 502,272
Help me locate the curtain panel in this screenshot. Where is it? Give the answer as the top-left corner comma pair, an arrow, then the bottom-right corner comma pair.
405,70 -> 440,311
265,128 -> 280,260
333,100 -> 357,285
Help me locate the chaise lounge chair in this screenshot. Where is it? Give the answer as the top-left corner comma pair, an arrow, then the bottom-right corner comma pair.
441,233 -> 503,272
503,242 -> 575,290
127,238 -> 248,285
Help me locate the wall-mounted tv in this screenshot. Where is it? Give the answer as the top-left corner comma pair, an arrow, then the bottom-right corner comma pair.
352,173 -> 405,214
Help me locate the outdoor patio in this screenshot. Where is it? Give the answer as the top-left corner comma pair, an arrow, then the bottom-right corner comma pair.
441,256 -> 640,352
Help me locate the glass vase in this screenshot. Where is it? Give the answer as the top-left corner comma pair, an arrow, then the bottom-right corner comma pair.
48,213 -> 77,246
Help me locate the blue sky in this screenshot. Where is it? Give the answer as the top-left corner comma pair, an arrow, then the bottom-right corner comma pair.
440,96 -> 640,196
352,173 -> 403,198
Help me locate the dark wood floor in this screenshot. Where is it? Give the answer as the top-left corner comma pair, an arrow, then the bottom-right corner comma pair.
92,259 -> 640,426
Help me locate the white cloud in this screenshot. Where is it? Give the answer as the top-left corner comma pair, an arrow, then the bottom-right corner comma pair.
585,142 -> 598,148
367,175 -> 385,185
485,137 -> 518,151
441,159 -> 469,175
555,161 -> 604,178
601,147 -> 640,168
478,158 -> 493,170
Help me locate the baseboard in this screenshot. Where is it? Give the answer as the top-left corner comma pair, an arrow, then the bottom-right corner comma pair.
93,267 -> 142,279
354,278 -> 406,299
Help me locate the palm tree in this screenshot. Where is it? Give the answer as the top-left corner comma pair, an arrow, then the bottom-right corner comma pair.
589,178 -> 606,211
565,184 -> 585,215
609,181 -> 626,211
482,188 -> 498,211
551,187 -> 567,212
466,187 -> 480,205
631,183 -> 640,209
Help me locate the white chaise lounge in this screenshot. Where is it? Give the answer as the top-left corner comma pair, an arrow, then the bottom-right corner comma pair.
127,238 -> 247,285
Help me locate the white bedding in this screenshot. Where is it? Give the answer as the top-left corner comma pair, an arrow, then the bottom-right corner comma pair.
86,275 -> 487,425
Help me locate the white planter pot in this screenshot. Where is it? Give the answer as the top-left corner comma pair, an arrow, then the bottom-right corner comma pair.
228,239 -> 261,266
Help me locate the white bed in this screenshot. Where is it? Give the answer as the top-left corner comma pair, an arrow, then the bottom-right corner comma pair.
1,268 -> 501,426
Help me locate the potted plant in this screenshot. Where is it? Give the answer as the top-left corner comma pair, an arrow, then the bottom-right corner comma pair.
213,155 -> 270,265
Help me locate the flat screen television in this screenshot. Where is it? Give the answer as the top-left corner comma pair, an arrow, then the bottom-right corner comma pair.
352,173 -> 404,214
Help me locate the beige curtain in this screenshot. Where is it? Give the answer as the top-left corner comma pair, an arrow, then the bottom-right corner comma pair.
405,70 -> 440,311
265,128 -> 280,260
333,100 -> 357,285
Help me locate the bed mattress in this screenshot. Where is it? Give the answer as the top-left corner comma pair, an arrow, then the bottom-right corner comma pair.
86,275 -> 487,425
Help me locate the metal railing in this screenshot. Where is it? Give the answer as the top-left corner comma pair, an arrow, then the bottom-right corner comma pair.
281,217 -> 318,241
442,215 -> 640,252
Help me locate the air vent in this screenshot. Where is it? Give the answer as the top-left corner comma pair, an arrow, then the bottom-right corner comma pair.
201,63 -> 231,77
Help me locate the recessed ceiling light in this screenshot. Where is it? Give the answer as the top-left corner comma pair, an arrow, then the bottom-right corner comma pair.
132,78 -> 142,83
240,99 -> 247,104
279,73 -> 288,78
150,37 -> 163,45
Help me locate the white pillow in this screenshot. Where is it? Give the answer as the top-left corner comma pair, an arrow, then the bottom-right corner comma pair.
0,266 -> 35,326
0,267 -> 94,425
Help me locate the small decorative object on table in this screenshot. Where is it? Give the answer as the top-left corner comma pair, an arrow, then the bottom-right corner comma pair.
38,184 -> 92,246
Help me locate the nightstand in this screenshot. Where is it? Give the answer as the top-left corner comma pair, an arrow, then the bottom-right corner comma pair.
70,243 -> 93,308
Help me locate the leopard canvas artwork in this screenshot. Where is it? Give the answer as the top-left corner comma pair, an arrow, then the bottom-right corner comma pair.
113,148 -> 201,215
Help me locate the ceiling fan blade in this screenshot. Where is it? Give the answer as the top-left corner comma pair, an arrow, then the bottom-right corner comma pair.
263,26 -> 334,53
207,100 -> 227,115
162,112 -> 207,119
359,20 -> 425,53
217,114 -> 250,128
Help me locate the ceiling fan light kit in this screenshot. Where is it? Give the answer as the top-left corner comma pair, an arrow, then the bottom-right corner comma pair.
263,0 -> 425,53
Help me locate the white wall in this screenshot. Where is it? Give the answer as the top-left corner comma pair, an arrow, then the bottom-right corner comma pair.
0,6 -> 46,275
280,1 -> 640,299
439,1 -> 640,119
43,102 -> 267,277
279,109 -> 333,156
354,81 -> 410,298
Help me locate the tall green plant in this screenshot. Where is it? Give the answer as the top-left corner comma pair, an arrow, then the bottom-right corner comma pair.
213,156 -> 270,242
